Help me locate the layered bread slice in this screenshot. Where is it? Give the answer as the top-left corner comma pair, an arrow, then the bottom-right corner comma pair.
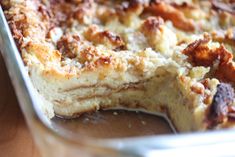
2,0 -> 235,132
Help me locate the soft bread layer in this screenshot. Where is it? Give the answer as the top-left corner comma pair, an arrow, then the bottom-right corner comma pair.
30,64 -> 219,132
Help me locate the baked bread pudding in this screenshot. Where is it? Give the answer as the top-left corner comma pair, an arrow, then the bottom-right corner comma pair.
2,0 -> 235,132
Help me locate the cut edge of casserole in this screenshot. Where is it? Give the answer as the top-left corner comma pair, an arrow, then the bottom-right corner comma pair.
2,0 -> 235,132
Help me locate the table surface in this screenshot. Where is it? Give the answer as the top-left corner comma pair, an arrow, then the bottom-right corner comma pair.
0,54 -> 40,157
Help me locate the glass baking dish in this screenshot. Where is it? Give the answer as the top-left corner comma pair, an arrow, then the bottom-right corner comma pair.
0,6 -> 235,157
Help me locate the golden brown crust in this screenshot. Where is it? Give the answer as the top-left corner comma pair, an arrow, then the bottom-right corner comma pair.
25,42 -> 61,64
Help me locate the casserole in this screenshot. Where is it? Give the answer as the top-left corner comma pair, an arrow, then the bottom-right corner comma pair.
0,2 -> 235,157
2,0 -> 235,132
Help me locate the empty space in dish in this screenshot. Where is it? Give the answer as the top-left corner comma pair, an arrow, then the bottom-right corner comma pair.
51,109 -> 174,139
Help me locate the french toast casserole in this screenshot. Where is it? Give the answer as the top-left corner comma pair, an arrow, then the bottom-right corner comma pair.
1,0 -> 235,132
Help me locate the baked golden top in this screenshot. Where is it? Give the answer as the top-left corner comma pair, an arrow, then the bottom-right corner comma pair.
2,0 -> 235,79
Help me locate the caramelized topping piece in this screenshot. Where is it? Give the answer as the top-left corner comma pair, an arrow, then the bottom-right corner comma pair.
57,35 -> 81,59
183,36 -> 235,83
84,25 -> 125,50
146,1 -> 195,32
182,36 -> 213,67
208,83 -> 234,127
